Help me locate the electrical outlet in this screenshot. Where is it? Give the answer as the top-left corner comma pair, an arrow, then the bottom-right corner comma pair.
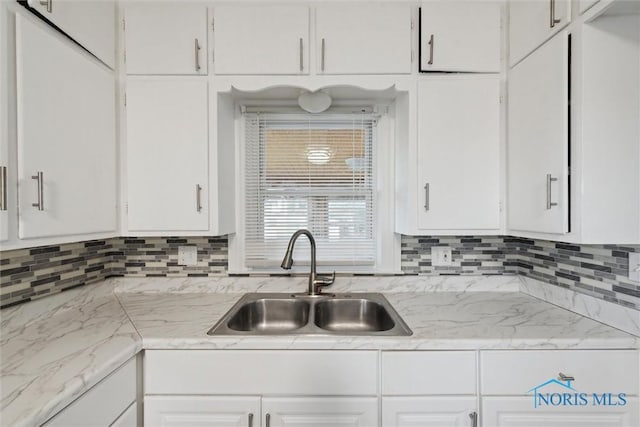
432,246 -> 453,266
178,246 -> 198,266
629,252 -> 640,282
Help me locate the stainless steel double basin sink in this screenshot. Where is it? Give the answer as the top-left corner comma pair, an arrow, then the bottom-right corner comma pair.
207,293 -> 412,336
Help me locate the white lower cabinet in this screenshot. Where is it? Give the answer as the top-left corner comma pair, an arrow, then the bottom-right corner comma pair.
383,397 -> 477,427
144,396 -> 376,427
381,352 -> 478,427
263,397 -> 378,427
482,396 -> 638,427
143,350 -> 379,427
44,357 -> 137,426
145,396 -> 260,427
481,350 -> 639,427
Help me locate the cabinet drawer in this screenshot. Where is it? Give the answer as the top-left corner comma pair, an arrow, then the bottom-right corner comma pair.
145,350 -> 378,395
382,351 -> 476,395
481,350 -> 638,395
44,357 -> 137,426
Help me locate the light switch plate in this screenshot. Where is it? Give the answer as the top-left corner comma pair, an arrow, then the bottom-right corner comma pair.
432,246 -> 453,266
629,252 -> 640,282
178,246 -> 198,266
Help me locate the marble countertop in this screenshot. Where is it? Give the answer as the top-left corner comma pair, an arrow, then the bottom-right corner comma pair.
116,276 -> 638,350
1,275 -> 638,426
0,282 -> 141,427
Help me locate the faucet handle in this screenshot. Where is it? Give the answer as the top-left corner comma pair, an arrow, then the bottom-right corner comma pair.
315,271 -> 336,287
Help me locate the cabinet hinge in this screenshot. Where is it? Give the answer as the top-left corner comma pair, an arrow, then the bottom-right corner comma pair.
124,92 -> 127,106
211,17 -> 214,32
499,95 -> 504,104
411,20 -> 414,30
122,18 -> 125,31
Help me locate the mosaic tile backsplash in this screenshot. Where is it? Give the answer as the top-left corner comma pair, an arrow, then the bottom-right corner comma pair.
1,235 -> 638,310
0,236 -> 228,308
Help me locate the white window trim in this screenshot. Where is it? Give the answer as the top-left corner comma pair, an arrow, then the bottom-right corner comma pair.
229,103 -> 400,274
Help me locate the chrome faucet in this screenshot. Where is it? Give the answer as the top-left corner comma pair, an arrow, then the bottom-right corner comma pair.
281,229 -> 335,296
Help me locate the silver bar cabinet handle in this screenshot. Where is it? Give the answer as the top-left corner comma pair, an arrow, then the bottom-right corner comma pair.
299,38 -> 304,72
196,184 -> 202,212
558,372 -> 575,381
32,171 -> 44,211
424,183 -> 430,211
0,166 -> 7,211
194,38 -> 201,71
321,38 -> 325,72
550,0 -> 561,27
546,173 -> 558,209
39,0 -> 52,13
469,412 -> 478,427
265,413 -> 271,427
428,34 -> 434,65
248,413 -> 253,427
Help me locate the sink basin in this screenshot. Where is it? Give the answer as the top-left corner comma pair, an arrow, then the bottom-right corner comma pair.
208,293 -> 411,336
314,299 -> 395,332
227,298 -> 309,332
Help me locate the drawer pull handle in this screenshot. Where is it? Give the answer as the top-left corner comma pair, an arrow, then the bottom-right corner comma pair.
196,184 -> 203,212
546,173 -> 558,209
427,34 -> 434,64
299,38 -> 304,72
248,413 -> 253,427
194,38 -> 201,72
0,166 -> 7,211
550,0 -> 561,28
266,413 -> 271,427
424,182 -> 430,211
321,38 -> 326,72
32,171 -> 44,211
469,411 -> 478,427
39,0 -> 52,13
558,372 -> 575,381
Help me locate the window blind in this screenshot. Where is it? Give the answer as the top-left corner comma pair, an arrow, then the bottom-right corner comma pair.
244,112 -> 376,268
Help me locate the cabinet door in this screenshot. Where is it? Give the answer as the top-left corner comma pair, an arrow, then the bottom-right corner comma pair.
124,4 -> 207,75
126,79 -> 209,232
509,0 -> 570,66
16,14 -> 117,239
507,32 -> 569,234
483,397 -> 639,426
213,5 -> 309,75
145,396 -> 260,427
383,397 -> 477,427
0,4 -> 8,241
263,397 -> 378,427
420,1 -> 501,72
417,76 -> 500,231
26,0 -> 115,68
316,5 -> 411,74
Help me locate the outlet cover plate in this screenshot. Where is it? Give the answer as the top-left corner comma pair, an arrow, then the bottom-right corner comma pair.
432,246 -> 453,266
629,252 -> 640,282
178,246 -> 198,266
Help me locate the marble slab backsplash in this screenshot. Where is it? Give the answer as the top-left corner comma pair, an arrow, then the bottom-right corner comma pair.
1,234 -> 638,310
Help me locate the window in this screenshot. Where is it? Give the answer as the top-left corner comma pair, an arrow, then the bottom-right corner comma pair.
243,112 -> 377,268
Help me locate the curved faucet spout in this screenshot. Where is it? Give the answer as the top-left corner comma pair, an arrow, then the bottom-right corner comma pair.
280,229 -> 333,295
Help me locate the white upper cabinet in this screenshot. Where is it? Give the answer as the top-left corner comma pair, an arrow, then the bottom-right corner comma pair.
16,14 -> 116,239
509,0 -> 570,66
26,0 -> 115,68
417,76 -> 501,231
0,5 -> 8,242
213,5 -> 309,75
124,4 -> 207,75
126,79 -> 209,233
507,32 -> 569,235
420,1 -> 501,73
316,4 -> 412,74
